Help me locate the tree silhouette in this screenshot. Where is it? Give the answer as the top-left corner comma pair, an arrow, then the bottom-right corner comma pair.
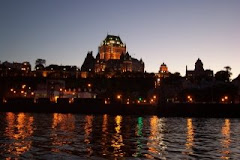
35,59 -> 46,70
35,59 -> 46,67
224,66 -> 232,80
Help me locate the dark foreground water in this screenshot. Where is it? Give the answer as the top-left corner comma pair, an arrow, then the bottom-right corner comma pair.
1,113 -> 240,159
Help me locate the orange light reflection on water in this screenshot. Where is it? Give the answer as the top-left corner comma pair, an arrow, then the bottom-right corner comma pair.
146,116 -> 166,159
185,118 -> 194,155
52,113 -> 75,131
51,113 -> 75,153
5,112 -> 34,158
84,115 -> 93,156
101,114 -> 108,156
221,119 -> 231,160
111,115 -> 125,157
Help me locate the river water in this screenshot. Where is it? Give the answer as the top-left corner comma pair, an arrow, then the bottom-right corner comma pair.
1,113 -> 240,159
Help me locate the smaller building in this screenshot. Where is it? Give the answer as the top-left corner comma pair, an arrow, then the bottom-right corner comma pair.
0,61 -> 31,77
157,63 -> 169,78
186,58 -> 213,81
34,64 -> 80,78
155,63 -> 170,87
232,75 -> 240,103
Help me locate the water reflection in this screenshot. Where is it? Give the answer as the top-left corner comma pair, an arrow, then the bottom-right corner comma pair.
101,114 -> 108,156
4,112 -> 34,158
52,113 -> 75,131
146,116 -> 166,159
84,115 -> 93,156
185,118 -> 194,155
111,115 -> 124,157
2,114 -> 240,159
221,119 -> 231,160
51,113 -> 75,153
132,117 -> 144,157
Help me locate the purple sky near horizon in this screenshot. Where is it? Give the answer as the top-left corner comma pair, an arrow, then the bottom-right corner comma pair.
0,0 -> 240,78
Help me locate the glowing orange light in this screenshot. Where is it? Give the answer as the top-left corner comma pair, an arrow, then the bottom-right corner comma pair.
87,84 -> 91,87
117,95 -> 121,99
54,96 -> 59,103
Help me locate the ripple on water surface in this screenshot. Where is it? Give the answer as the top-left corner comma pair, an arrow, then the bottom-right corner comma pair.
1,113 -> 240,159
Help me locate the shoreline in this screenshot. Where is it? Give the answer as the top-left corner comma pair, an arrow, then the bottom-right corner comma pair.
1,102 -> 240,117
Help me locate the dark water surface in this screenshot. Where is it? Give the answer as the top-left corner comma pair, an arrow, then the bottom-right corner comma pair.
1,113 -> 240,159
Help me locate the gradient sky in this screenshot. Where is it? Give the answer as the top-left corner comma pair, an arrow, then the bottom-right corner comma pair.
0,0 -> 239,78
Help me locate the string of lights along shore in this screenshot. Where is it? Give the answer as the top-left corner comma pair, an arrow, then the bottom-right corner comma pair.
0,1 -> 239,79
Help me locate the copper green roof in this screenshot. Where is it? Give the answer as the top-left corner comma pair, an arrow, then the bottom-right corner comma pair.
101,35 -> 125,47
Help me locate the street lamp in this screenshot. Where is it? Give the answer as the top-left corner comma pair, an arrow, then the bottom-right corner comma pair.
187,95 -> 193,103
117,94 -> 121,99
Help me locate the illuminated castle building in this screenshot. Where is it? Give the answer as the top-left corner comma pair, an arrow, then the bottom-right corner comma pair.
81,35 -> 144,76
99,35 -> 126,60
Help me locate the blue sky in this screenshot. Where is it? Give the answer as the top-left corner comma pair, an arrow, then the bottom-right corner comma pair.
0,0 -> 239,78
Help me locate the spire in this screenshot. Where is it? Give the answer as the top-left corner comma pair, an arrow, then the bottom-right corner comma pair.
96,52 -> 100,59
186,65 -> 188,76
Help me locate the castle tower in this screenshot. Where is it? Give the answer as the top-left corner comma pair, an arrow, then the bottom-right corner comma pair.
99,35 -> 126,61
195,58 -> 204,74
159,63 -> 168,73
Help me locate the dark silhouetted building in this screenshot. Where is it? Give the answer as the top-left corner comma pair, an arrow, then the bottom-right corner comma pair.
0,61 -> 31,77
186,58 -> 213,81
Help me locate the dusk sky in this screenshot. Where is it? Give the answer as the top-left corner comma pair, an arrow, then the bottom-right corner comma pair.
0,0 -> 239,78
